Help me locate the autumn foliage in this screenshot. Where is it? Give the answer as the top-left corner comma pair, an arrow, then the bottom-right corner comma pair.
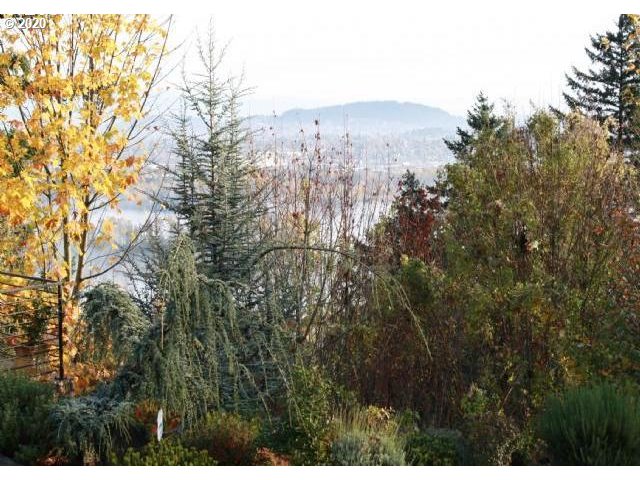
0,14 -> 168,386
1,13 -> 640,467
0,15 -> 167,292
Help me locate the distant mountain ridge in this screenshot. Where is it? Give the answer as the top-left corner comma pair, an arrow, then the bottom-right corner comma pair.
251,100 -> 464,135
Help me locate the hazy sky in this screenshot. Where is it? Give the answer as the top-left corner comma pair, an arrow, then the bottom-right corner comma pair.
168,2 -> 636,117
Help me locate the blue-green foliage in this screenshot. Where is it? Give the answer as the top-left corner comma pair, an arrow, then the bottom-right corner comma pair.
330,430 -> 406,466
329,406 -> 406,466
81,283 -> 150,364
50,390 -> 134,464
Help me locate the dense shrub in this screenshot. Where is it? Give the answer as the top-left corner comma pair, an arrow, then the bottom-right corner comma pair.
0,373 -> 55,464
183,411 -> 259,465
329,406 -> 405,466
263,361 -> 335,465
538,383 -> 640,465
331,430 -> 405,466
115,440 -> 215,466
50,391 -> 135,464
405,429 -> 465,465
458,383 -> 525,465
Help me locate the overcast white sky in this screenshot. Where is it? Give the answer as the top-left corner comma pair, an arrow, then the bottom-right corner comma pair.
164,2 -> 635,117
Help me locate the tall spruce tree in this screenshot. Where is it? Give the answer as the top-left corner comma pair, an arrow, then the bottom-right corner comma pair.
563,14 -> 640,156
168,24 -> 262,283
444,92 -> 503,161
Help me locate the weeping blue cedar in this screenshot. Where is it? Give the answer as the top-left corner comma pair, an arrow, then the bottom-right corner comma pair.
127,235 -> 294,426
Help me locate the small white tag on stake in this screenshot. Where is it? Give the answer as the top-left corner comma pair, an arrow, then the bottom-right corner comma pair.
157,408 -> 164,442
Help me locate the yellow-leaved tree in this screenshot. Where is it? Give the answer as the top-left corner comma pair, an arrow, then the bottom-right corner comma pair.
0,15 -> 169,381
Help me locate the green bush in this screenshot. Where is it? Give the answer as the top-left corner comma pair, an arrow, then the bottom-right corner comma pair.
263,361 -> 334,465
331,430 -> 405,466
405,429 -> 465,465
538,383 -> 640,465
0,372 -> 55,464
115,440 -> 215,466
329,407 -> 405,466
50,391 -> 135,464
183,411 -> 259,465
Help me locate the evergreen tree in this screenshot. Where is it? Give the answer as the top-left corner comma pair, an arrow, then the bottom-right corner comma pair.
169,105 -> 202,240
160,25 -> 288,413
563,14 -> 640,156
438,93 -> 505,206
168,24 -> 263,283
444,92 -> 503,161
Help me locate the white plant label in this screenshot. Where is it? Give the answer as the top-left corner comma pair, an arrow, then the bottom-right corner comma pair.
157,408 -> 164,442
